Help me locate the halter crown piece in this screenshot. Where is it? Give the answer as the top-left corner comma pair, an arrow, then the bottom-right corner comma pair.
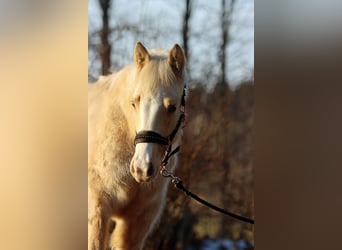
134,84 -> 186,166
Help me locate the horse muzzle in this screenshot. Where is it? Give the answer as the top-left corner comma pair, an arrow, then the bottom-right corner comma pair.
130,160 -> 155,182
130,141 -> 162,183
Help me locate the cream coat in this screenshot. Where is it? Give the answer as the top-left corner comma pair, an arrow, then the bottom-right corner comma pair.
88,42 -> 186,250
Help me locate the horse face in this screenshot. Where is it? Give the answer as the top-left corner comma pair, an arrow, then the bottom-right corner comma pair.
129,42 -> 185,183
130,89 -> 182,182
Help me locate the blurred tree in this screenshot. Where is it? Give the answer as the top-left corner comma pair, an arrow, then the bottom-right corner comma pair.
89,0 -> 253,87
182,0 -> 192,62
99,0 -> 111,75
219,0 -> 236,88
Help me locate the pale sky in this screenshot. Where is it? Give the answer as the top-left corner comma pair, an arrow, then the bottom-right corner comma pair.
88,0 -> 254,89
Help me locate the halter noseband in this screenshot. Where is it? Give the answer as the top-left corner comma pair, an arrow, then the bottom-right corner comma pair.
134,85 -> 186,153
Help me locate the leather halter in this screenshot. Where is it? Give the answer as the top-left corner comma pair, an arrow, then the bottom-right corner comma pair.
134,85 -> 186,149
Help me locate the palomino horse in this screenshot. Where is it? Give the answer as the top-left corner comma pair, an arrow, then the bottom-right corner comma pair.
88,42 -> 186,250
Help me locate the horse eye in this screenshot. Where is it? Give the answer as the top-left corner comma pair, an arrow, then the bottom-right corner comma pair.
167,105 -> 177,113
131,96 -> 140,109
131,101 -> 136,109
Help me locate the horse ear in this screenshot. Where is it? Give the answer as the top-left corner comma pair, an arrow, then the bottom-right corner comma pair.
134,42 -> 150,70
168,44 -> 185,78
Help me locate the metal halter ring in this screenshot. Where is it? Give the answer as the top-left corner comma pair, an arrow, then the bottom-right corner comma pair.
160,167 -> 181,185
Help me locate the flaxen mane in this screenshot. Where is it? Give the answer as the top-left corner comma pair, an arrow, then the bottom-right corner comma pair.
88,42 -> 186,250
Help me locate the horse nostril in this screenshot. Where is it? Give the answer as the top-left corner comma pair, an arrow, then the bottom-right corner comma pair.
146,162 -> 154,177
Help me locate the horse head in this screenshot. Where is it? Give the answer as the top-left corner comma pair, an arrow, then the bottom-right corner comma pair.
129,42 -> 186,183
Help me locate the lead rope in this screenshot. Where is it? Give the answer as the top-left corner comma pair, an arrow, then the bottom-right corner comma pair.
159,86 -> 255,225
160,164 -> 254,225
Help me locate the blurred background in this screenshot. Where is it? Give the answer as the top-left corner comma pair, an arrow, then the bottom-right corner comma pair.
88,0 -> 254,249
88,0 -> 253,88
2,1 -> 341,250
